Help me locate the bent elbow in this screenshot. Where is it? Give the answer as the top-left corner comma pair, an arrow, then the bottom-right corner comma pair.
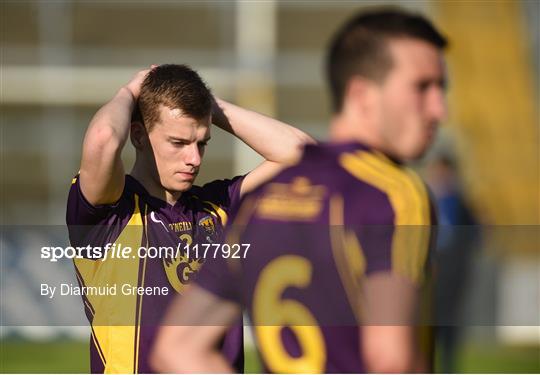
85,123 -> 123,152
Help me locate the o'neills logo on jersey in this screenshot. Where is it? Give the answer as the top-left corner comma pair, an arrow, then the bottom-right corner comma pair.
198,215 -> 216,236
168,221 -> 193,232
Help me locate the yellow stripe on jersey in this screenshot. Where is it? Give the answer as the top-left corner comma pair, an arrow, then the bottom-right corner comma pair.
191,195 -> 229,225
133,203 -> 148,374
90,326 -> 106,367
71,172 -> 81,184
329,194 -> 367,323
339,151 -> 431,284
203,200 -> 228,225
203,208 -> 219,219
74,194 -> 144,374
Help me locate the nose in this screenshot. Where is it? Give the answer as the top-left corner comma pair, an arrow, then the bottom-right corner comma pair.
428,87 -> 448,123
185,143 -> 201,168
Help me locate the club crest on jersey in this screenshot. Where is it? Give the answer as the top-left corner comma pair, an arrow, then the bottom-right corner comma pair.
198,215 -> 216,236
163,234 -> 203,294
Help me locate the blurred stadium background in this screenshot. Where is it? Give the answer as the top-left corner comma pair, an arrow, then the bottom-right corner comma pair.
1,0 -> 539,373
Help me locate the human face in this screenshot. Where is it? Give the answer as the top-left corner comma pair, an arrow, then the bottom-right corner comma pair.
375,38 -> 447,161
146,105 -> 211,192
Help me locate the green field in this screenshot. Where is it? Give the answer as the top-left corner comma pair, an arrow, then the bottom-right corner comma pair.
1,339 -> 538,373
0,340 -> 263,374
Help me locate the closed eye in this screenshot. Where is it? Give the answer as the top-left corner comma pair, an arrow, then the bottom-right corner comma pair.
171,140 -> 188,147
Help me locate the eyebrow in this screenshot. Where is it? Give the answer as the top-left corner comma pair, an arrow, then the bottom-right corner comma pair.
168,136 -> 211,143
168,137 -> 190,143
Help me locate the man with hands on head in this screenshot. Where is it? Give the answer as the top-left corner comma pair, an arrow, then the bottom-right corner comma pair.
66,64 -> 314,374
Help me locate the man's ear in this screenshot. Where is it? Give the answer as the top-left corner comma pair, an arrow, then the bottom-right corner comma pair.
130,121 -> 148,149
344,76 -> 379,117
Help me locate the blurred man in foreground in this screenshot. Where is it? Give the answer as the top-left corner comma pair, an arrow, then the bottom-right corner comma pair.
66,64 -> 313,373
152,8 -> 447,373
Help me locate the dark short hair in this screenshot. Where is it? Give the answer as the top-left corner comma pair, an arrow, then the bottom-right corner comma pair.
326,8 -> 448,113
134,64 -> 213,130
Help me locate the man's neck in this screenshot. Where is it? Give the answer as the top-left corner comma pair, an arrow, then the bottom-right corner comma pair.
329,113 -> 384,151
130,164 -> 182,205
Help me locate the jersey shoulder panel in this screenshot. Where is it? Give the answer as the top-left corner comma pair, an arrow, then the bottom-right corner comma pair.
339,150 -> 433,225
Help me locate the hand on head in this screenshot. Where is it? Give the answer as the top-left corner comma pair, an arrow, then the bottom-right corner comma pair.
125,65 -> 159,99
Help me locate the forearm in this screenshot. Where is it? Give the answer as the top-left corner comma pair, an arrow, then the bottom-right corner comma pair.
78,67 -> 151,205
213,97 -> 315,164
79,87 -> 136,204
86,86 -> 136,148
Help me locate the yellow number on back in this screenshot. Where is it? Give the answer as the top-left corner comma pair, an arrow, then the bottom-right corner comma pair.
253,255 -> 326,373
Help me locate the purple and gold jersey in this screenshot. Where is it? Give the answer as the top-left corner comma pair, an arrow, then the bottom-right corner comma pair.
196,142 -> 436,373
66,174 -> 244,373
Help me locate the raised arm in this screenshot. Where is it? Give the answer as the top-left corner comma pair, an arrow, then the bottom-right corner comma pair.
79,68 -> 151,206
212,98 -> 316,197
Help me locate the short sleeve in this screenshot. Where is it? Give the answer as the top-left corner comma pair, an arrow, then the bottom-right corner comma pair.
66,175 -> 121,226
65,175 -> 132,249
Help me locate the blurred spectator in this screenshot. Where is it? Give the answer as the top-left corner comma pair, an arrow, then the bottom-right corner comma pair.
425,154 -> 480,373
